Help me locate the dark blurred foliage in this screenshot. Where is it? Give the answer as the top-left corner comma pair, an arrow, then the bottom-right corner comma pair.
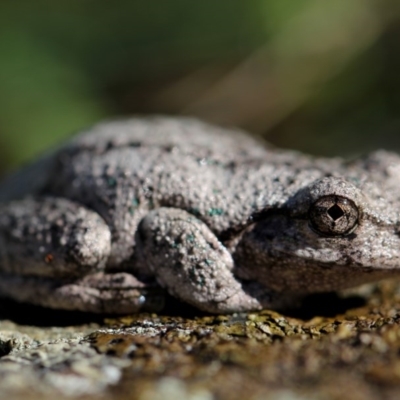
1,0 -> 400,175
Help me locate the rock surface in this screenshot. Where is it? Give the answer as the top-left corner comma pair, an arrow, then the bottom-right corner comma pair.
1,281 -> 400,399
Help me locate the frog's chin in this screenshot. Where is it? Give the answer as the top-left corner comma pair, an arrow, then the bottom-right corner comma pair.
235,258 -> 400,295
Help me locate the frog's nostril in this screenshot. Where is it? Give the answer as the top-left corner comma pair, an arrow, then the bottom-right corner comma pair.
327,204 -> 344,221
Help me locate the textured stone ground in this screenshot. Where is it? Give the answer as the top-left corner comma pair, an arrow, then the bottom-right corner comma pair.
1,281 -> 400,400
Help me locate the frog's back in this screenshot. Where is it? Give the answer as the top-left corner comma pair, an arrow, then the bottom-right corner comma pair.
0,117 -> 267,203
69,116 -> 269,162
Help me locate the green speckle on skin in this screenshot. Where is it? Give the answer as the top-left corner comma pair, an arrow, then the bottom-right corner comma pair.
349,176 -> 360,185
188,268 -> 197,283
190,207 -> 201,217
128,197 -> 139,215
204,259 -> 214,266
208,208 -> 224,216
189,268 -> 206,286
107,177 -> 117,187
170,241 -> 180,249
186,234 -> 195,243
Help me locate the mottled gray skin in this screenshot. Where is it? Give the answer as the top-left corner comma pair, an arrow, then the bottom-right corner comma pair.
1,117 -> 400,314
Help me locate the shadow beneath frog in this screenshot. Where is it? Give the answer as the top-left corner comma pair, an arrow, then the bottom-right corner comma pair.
158,292 -> 369,320
0,298 -> 107,326
281,292 -> 367,320
0,294 -> 202,327
0,292 -> 367,327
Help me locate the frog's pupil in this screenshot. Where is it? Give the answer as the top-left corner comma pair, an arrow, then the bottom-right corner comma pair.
327,204 -> 344,221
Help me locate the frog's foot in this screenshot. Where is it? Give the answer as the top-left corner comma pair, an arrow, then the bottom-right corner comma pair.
0,197 -> 111,279
136,207 -> 280,313
0,272 -> 165,313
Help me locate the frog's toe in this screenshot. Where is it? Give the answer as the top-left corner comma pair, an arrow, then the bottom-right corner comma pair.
0,272 -> 165,313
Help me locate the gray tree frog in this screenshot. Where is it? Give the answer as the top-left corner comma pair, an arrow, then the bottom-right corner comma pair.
0,117 -> 400,314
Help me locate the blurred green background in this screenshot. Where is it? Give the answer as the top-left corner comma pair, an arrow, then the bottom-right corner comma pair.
1,0 -> 400,175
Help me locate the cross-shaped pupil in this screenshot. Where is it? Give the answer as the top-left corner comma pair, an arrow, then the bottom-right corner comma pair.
327,204 -> 344,221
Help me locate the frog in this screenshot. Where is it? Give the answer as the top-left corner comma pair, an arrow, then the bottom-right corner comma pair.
0,116 -> 400,314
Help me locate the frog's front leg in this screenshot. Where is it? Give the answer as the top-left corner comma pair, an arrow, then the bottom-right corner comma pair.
0,196 -> 111,279
136,207 -> 279,313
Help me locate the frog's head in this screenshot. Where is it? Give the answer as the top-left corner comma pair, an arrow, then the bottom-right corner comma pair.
234,151 -> 400,294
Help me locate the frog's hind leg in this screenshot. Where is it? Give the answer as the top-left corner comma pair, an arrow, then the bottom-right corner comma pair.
0,197 -> 112,279
0,272 -> 165,313
135,207 -> 277,313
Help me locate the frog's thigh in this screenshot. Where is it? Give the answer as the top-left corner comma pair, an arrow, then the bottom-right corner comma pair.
136,207 -> 267,313
0,272 -> 165,313
0,197 -> 111,279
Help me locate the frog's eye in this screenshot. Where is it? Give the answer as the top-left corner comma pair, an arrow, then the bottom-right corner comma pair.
309,195 -> 359,236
